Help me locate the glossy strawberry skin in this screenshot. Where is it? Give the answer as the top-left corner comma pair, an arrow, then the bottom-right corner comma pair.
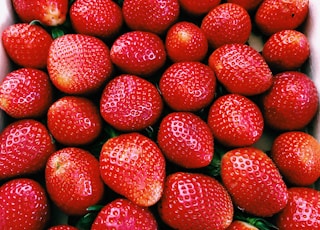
48,225 -> 78,230
178,0 -> 221,16
227,0 -> 263,11
99,132 -> 166,207
221,147 -> 288,217
226,220 -> 259,230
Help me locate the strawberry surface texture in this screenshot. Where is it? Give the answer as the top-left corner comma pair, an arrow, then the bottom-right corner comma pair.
0,0 -> 319,229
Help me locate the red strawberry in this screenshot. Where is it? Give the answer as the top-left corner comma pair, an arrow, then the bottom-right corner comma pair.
99,132 -> 166,207
48,225 -> 78,230
207,94 -> 264,148
158,172 -> 234,229
178,0 -> 221,16
91,198 -> 158,230
271,131 -> 320,186
165,21 -> 208,63
70,0 -> 123,39
276,187 -> 320,229
100,74 -> 163,132
47,34 -> 113,95
47,96 -> 102,146
1,23 -> 53,69
262,71 -> 319,131
110,31 -> 166,77
201,3 -> 252,49
255,0 -> 309,36
208,43 -> 273,96
122,0 -> 180,35
221,147 -> 288,217
45,147 -> 105,216
157,112 -> 214,168
0,68 -> 53,119
159,61 -> 216,111
0,178 -> 49,230
226,220 -> 259,230
227,0 -> 263,11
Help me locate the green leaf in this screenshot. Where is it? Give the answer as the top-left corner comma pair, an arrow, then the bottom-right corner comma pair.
51,27 -> 65,39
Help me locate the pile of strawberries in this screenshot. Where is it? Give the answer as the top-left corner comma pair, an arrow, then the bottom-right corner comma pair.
1,0 -> 320,229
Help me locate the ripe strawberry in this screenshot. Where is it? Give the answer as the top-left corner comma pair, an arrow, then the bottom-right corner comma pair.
70,0 -> 123,39
158,172 -> 234,229
0,178 -> 49,230
110,31 -> 166,77
45,147 -> 105,216
159,61 -> 216,111
47,96 -> 102,146
221,147 -> 288,217
48,225 -> 78,230
99,132 -> 166,207
226,220 -> 258,230
262,71 -> 319,131
122,0 -> 180,35
100,74 -> 163,132
201,3 -> 252,49
276,187 -> 320,229
47,34 -> 113,95
178,0 -> 221,16
255,0 -> 309,36
227,0 -> 263,11
165,21 -> 208,63
262,29 -> 310,71
91,198 -> 158,230
207,94 -> 264,148
0,68 -> 53,119
208,43 -> 273,96
271,131 -> 320,186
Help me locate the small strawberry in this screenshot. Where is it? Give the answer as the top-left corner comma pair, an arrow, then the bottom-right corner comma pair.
227,0 -> 263,11
159,61 -> 216,111
45,147 -> 105,216
0,178 -> 49,230
208,43 -> 273,96
158,172 -> 234,230
91,198 -> 158,230
47,34 -> 113,95
178,0 -> 221,16
48,225 -> 78,230
226,220 -> 258,230
221,147 -> 288,217
99,132 -> 166,207
100,74 -> 163,132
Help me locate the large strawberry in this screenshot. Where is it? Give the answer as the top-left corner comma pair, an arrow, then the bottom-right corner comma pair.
227,0 -> 263,11
178,0 -> 221,16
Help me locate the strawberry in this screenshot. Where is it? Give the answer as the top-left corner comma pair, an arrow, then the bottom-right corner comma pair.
158,172 -> 234,229
262,29 -> 310,71
201,3 -> 252,49
110,31 -> 166,77
221,147 -> 288,217
48,225 -> 78,230
165,21 -> 208,63
227,0 -> 263,11
100,74 -> 163,132
178,0 -> 221,16
0,178 -> 49,230
255,0 -> 309,36
1,23 -> 53,69
0,68 -> 53,119
47,34 -> 113,95
159,61 -> 216,111
45,147 -> 105,216
157,112 -> 214,168
47,96 -> 102,146
271,131 -> 320,186
99,132 -> 166,207
226,220 -> 258,230
70,0 -> 123,39
122,0 -> 180,35
262,71 -> 319,131
91,198 -> 158,229
208,43 -> 273,96
207,94 -> 264,148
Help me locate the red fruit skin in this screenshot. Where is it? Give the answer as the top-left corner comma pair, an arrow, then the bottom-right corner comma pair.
91,198 -> 158,230
45,147 -> 105,216
221,147 -> 288,217
262,71 -> 319,131
100,74 -> 163,132
48,225 -> 78,230
226,220 -> 259,230
0,178 -> 49,230
227,0 -> 263,11
47,34 -> 113,95
47,96 -> 102,146
99,132 -> 166,207
201,3 -> 252,49
158,172 -> 234,230
178,0 -> 221,16
159,61 -> 216,111
208,43 -> 273,96
157,112 -> 214,168
0,68 -> 53,119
